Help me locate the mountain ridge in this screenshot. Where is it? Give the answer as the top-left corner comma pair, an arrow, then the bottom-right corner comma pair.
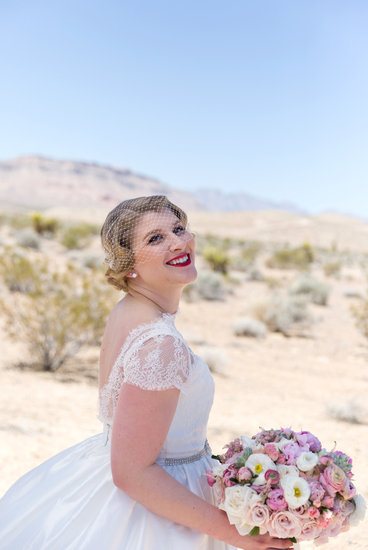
0,155 -> 304,214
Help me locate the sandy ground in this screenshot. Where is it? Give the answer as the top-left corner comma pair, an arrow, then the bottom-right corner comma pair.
1,269 -> 367,548
0,212 -> 367,548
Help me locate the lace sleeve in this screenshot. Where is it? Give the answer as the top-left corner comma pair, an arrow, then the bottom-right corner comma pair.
123,333 -> 192,391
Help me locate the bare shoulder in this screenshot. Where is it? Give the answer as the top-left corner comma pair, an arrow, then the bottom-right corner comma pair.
99,297 -> 162,389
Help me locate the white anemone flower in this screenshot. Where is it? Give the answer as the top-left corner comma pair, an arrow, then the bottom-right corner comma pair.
281,475 -> 311,508
245,454 -> 277,485
296,451 -> 319,472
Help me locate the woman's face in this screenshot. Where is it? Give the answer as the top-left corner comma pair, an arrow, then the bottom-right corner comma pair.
131,209 -> 197,288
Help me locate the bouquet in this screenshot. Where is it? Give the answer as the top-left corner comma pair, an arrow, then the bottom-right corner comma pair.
206,428 -> 366,546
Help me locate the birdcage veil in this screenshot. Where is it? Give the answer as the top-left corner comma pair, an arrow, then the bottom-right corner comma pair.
101,195 -> 192,292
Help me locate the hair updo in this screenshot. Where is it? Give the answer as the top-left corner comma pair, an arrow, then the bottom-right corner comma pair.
100,195 -> 187,292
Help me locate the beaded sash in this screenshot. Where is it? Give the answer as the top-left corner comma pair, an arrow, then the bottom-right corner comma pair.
161,440 -> 211,466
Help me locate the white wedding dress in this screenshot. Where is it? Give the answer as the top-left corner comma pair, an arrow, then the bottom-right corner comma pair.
0,313 -> 236,550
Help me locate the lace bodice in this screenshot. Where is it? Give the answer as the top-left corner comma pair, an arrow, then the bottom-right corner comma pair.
98,312 -> 215,458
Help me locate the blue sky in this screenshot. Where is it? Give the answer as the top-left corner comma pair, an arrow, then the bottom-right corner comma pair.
1,1 -> 368,216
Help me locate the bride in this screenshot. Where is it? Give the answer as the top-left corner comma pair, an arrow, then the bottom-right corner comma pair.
0,195 -> 293,550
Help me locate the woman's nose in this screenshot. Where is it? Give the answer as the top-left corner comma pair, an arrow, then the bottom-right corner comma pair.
169,232 -> 190,251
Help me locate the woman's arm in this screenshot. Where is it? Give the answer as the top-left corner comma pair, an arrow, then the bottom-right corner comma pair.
111,384 -> 293,550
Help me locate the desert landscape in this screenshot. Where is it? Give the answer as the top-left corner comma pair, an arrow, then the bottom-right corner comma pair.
0,162 -> 367,548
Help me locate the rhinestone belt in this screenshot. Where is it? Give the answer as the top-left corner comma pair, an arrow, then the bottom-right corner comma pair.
162,440 -> 211,466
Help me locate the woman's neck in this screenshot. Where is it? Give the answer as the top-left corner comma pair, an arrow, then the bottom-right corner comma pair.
126,286 -> 181,315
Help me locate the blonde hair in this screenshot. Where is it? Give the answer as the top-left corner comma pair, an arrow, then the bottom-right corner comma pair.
101,195 -> 187,291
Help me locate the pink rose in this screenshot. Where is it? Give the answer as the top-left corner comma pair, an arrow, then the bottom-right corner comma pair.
264,443 -> 279,461
292,504 -> 311,521
320,464 -> 346,497
298,521 -> 323,541
266,488 -> 288,512
246,501 -> 270,534
319,455 -> 334,467
338,498 -> 355,517
223,466 -> 238,487
308,506 -> 320,519
324,514 -> 344,537
309,481 -> 325,503
237,467 -> 253,482
268,511 -> 303,539
340,479 -> 356,500
277,453 -> 287,465
318,509 -> 333,529
321,496 -> 334,508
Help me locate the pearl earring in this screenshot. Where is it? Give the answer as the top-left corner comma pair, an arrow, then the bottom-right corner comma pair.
129,272 -> 137,278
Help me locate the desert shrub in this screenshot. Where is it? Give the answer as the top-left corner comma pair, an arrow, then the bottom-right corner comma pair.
266,242 -> 315,270
61,222 -> 99,250
323,261 -> 342,278
0,258 -> 116,370
198,346 -> 228,374
14,229 -> 41,249
202,246 -> 230,274
263,276 -> 283,289
232,242 -> 262,272
344,289 -> 363,299
3,212 -> 32,230
183,270 -> 226,301
351,290 -> 368,341
326,399 -> 368,424
232,317 -> 267,338
30,212 -> 59,235
251,294 -> 310,336
289,274 -> 330,306
245,267 -> 264,282
0,247 -> 46,292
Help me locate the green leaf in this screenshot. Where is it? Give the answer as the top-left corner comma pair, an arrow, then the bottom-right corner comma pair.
211,454 -> 222,462
289,537 -> 297,543
249,526 -> 260,537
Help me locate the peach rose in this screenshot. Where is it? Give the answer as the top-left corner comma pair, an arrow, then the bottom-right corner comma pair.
245,501 -> 270,535
268,511 -> 302,539
298,520 -> 323,541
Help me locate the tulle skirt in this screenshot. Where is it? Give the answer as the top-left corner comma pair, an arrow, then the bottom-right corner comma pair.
0,433 -> 235,550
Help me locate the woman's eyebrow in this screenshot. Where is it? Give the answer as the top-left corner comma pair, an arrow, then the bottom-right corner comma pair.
142,228 -> 162,241
142,221 -> 181,241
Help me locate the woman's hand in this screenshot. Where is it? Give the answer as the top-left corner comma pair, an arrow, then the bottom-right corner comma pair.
237,532 -> 294,550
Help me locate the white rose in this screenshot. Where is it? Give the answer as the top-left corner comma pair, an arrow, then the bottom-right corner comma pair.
223,485 -> 260,535
277,464 -> 300,480
212,463 -> 228,477
245,453 -> 277,485
296,451 -> 319,472
349,494 -> 367,527
281,475 -> 311,509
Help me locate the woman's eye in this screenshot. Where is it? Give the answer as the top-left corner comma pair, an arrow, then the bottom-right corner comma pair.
147,234 -> 163,245
173,226 -> 185,235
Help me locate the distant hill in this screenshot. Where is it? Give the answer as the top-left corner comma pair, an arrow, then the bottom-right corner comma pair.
195,188 -> 305,213
0,156 -> 201,212
0,155 -> 304,214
